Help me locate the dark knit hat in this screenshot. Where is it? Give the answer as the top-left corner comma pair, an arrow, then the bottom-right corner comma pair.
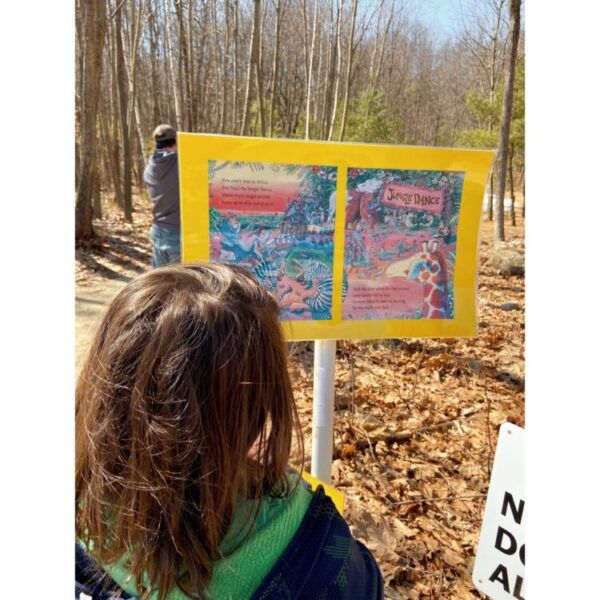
152,124 -> 177,143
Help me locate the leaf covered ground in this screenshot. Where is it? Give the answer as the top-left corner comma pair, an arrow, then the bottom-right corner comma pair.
76,193 -> 524,599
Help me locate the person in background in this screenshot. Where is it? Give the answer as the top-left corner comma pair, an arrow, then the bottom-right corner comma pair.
75,263 -> 383,599
144,124 -> 181,267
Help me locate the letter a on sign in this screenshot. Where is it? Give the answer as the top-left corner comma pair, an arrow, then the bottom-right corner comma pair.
473,423 -> 525,600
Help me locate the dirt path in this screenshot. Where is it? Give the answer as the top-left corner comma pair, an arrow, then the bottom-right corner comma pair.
75,194 -> 154,366
75,277 -> 131,367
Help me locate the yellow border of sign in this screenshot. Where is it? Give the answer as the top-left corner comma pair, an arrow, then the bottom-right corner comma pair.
301,471 -> 345,514
179,133 -> 494,341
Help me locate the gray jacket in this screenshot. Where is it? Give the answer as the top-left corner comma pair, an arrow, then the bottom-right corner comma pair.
144,150 -> 180,232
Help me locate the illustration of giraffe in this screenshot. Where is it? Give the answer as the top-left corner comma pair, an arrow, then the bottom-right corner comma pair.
385,239 -> 448,318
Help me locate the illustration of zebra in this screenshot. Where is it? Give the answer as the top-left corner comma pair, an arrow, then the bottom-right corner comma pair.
293,260 -> 348,316
252,258 -> 279,293
252,245 -> 285,293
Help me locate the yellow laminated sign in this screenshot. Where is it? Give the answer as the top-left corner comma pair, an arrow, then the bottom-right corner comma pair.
301,471 -> 345,515
179,133 -> 494,341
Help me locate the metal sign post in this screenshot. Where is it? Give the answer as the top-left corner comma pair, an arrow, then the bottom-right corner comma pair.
310,339 -> 336,484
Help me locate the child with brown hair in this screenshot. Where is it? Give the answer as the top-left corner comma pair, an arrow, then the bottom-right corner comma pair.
76,263 -> 382,600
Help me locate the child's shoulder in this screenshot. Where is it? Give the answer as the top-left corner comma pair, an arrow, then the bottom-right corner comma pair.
252,485 -> 384,599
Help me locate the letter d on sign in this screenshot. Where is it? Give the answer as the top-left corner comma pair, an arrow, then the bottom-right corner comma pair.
495,527 -> 517,555
473,423 -> 525,600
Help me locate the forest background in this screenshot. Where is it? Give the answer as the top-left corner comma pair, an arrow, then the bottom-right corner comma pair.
75,0 -> 524,240
74,1 -> 525,598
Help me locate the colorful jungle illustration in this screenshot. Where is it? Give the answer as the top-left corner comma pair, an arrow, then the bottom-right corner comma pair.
208,160 -> 337,320
343,168 -> 465,320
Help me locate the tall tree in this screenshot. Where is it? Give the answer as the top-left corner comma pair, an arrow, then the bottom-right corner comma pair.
240,0 -> 262,136
219,0 -> 231,133
459,0 -> 508,220
327,0 -> 343,141
509,146 -> 516,226
338,0 -> 358,141
232,0 -> 240,132
164,0 -> 182,129
254,0 -> 266,136
304,0 -> 318,139
115,0 -> 133,221
75,0 -> 107,240
494,0 -> 521,241
124,0 -> 145,190
106,11 -> 123,207
268,0 -> 283,137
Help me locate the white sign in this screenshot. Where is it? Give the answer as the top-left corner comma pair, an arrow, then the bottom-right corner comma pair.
473,422 -> 525,600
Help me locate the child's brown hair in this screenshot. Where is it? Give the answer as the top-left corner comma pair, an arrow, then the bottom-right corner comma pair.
76,263 -> 303,599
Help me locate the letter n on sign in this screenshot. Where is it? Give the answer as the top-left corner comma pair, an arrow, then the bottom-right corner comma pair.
473,423 -> 525,600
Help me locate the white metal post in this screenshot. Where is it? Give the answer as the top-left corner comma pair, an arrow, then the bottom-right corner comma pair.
311,339 -> 337,484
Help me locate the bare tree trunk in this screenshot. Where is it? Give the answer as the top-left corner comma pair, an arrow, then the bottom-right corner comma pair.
301,0 -> 309,97
494,0 -> 521,242
254,1 -> 266,137
488,0 -> 506,100
338,0 -> 358,141
187,0 -> 195,130
509,147 -> 516,226
75,0 -> 84,179
164,0 -> 182,129
372,0 -> 395,88
367,0 -> 384,87
327,0 -> 343,141
208,0 -> 223,132
75,0 -> 107,240
268,0 -> 282,137
148,4 -> 161,125
199,27 -> 211,130
252,103 -> 259,136
486,0 -> 506,221
132,99 -> 146,189
160,14 -> 174,122
304,0 -> 318,140
488,173 -> 494,221
319,0 -> 335,139
93,177 -> 102,219
124,0 -> 145,191
115,1 -> 133,221
219,0 -> 231,133
241,0 -> 261,136
232,0 -> 239,132
521,169 -> 525,218
195,8 -> 208,129
175,0 -> 191,130
100,94 -> 123,206
106,15 -> 123,203
313,22 -> 323,134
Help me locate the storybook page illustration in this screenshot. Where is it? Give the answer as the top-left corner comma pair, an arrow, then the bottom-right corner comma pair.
179,133 -> 494,339
342,168 -> 465,320
208,160 -> 337,320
